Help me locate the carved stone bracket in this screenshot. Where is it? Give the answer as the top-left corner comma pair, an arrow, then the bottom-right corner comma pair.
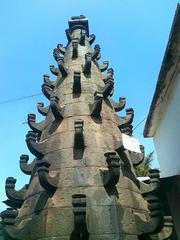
103,68 -> 114,83
87,34 -> 96,45
100,152 -> 120,187
89,91 -> 103,118
42,83 -> 54,100
57,57 -> 68,78
102,77 -> 114,99
72,39 -> 78,59
112,97 -> 126,112
27,113 -> 46,134
53,47 -> 61,62
49,65 -> 59,76
83,53 -> 92,74
146,195 -> 164,234
26,131 -> 45,159
92,44 -> 101,60
43,74 -> 56,88
74,120 -> 84,149
100,61 -> 109,72
71,194 -> 89,239
130,145 -> 145,166
1,208 -> 18,226
36,160 -> 59,194
57,43 -> 66,55
118,108 -> 134,136
73,71 -> 81,94
19,154 -> 35,175
5,177 -> 27,209
79,30 -> 86,45
50,96 -> 63,121
37,102 -> 49,116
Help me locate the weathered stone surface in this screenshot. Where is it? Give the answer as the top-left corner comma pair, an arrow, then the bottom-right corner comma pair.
1,16 -> 169,240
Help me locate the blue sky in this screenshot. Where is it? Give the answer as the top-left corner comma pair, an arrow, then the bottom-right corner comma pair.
0,0 -> 178,211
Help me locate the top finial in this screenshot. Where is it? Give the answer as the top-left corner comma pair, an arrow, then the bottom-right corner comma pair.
68,15 -> 89,36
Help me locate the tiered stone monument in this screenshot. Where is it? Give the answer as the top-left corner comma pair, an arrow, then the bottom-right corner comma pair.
0,16 -> 173,240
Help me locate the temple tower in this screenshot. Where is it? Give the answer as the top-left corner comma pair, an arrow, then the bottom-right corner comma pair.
0,16 -> 173,240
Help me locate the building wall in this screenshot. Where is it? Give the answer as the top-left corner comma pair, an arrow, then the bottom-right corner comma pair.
154,72 -> 180,178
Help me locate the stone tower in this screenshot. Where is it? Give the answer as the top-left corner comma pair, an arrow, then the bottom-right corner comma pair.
0,16 -> 173,240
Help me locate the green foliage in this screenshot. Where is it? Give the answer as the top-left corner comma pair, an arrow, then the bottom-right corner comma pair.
135,151 -> 154,177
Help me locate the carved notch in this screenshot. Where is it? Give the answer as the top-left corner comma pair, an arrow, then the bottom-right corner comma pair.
73,71 -> 81,94
72,39 -> 79,58
71,194 -> 89,239
79,29 -> 86,45
83,53 -> 92,74
74,120 -> 84,149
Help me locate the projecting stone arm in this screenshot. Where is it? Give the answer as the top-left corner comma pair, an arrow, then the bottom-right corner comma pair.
92,44 -> 101,60
117,108 -> 134,136
100,152 -> 120,187
99,61 -> 109,72
74,120 -> 84,149
87,34 -> 96,45
79,30 -> 86,45
43,74 -> 56,87
111,97 -> 126,112
5,177 -> 27,209
57,58 -> 68,78
1,208 -> 32,240
103,68 -> 114,83
37,102 -> 49,116
149,216 -> 173,239
26,131 -> 45,159
57,43 -> 66,55
89,91 -> 103,118
50,96 -> 64,121
49,65 -> 59,76
102,77 -> 114,99
41,83 -> 54,100
83,53 -> 92,74
19,154 -> 35,175
130,145 -> 145,166
72,39 -> 78,58
1,208 -> 18,227
27,113 -> 46,134
36,160 -> 59,194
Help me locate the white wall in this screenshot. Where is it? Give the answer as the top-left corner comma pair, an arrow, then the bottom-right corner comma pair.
154,73 -> 180,178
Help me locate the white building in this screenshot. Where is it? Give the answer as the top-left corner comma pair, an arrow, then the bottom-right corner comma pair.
144,4 -> 180,239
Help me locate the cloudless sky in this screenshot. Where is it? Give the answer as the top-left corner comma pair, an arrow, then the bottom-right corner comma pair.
0,0 -> 178,211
